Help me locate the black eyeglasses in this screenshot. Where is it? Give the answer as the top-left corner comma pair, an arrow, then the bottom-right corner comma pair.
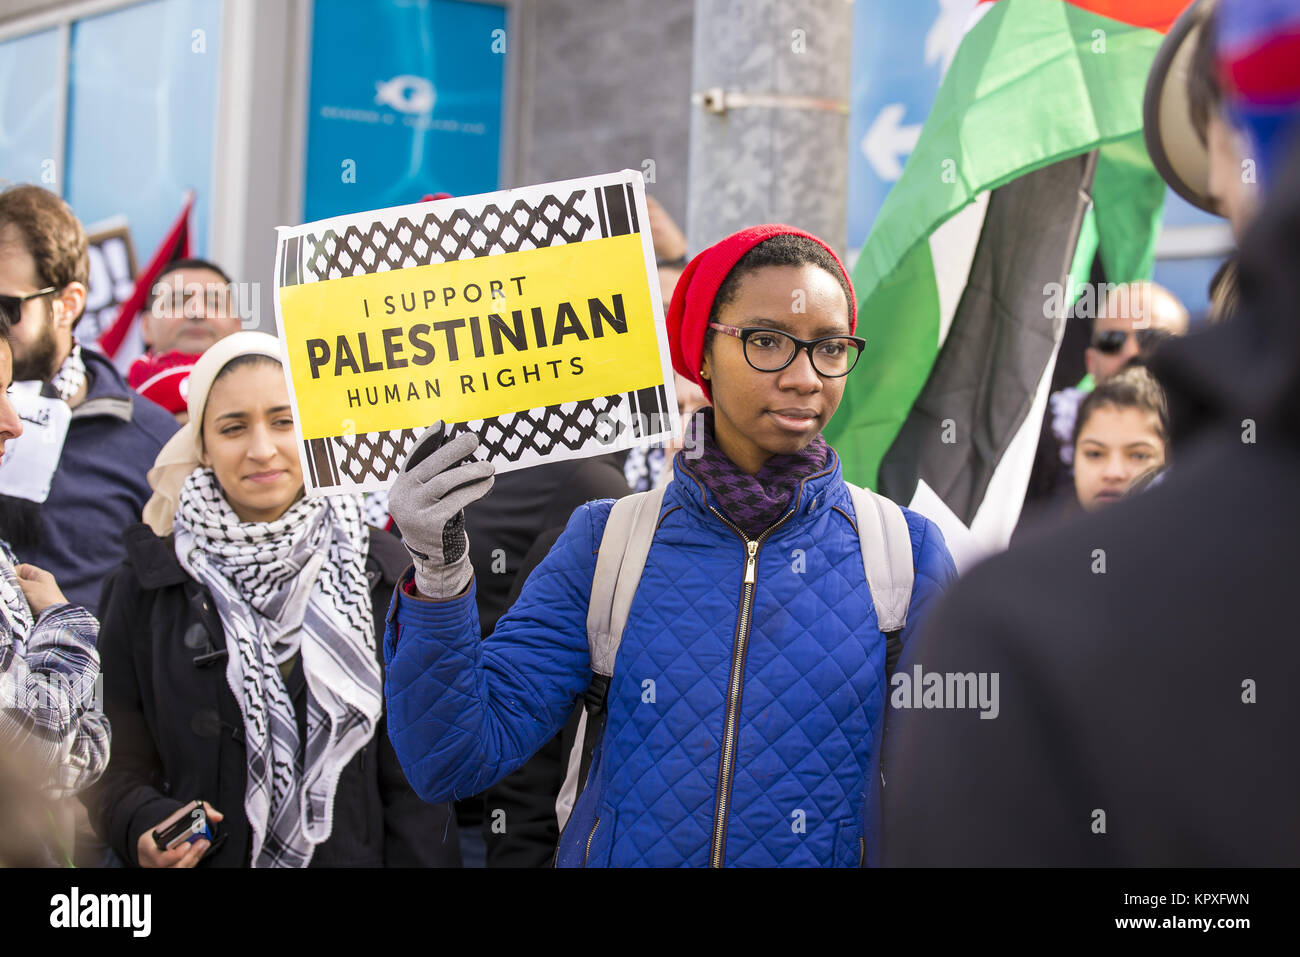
1091,328 -> 1173,355
709,322 -> 865,377
0,287 -> 56,326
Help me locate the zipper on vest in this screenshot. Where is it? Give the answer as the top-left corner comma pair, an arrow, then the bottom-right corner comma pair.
706,503 -> 794,868
859,836 -> 866,868
583,817 -> 601,867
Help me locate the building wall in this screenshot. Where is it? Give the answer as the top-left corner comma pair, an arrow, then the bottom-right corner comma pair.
515,0 -> 694,227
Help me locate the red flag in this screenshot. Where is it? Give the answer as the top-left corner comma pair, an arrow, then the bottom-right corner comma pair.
96,191 -> 194,361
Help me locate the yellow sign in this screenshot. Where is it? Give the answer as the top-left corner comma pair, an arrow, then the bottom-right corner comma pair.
279,233 -> 661,441
273,171 -> 679,495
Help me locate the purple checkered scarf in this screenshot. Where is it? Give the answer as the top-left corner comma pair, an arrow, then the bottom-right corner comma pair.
677,407 -> 829,538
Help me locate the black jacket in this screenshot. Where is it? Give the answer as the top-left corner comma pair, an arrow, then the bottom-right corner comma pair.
86,523 -> 460,868
880,159 -> 1300,866
479,526 -> 584,868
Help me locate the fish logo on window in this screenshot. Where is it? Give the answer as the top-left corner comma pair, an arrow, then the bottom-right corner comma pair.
374,75 -> 436,115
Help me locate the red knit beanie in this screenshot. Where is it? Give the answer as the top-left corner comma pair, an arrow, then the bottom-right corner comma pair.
665,224 -> 857,402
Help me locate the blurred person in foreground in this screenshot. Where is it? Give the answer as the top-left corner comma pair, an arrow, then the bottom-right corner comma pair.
0,745 -> 63,866
1148,0 -> 1260,239
127,258 -> 243,424
0,185 -> 177,609
87,333 -> 458,867
882,0 -> 1300,866
0,312 -> 110,865
1144,0 -> 1256,329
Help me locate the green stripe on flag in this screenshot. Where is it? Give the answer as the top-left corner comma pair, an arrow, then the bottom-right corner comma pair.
1094,131 -> 1168,281
833,241 -> 940,489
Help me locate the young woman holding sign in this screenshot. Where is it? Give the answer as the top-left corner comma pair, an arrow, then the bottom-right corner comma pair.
384,225 -> 957,867
86,332 -> 459,868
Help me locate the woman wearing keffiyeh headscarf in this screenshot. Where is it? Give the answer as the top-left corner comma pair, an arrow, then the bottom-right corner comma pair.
84,332 -> 459,868
382,226 -> 958,868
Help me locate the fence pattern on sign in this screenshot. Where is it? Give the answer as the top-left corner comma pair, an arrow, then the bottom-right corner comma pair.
446,395 -> 625,463
301,382 -> 670,491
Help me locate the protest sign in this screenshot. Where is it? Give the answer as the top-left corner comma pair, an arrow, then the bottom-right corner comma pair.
78,218 -> 138,350
274,170 -> 679,495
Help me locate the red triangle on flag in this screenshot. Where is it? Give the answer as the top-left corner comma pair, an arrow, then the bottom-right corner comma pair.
977,0 -> 1186,35
96,191 -> 194,360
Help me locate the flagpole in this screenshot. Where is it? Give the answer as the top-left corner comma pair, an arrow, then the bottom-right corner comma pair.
685,0 -> 852,256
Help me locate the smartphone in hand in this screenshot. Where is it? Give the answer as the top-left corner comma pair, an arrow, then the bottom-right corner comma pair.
152,800 -> 213,852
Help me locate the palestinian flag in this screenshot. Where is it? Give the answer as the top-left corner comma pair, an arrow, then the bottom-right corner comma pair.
825,0 -> 1186,567
96,191 -> 194,373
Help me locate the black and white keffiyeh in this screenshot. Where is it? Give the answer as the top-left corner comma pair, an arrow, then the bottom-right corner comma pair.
173,468 -> 379,868
48,342 -> 87,403
0,541 -> 34,642
362,489 -> 391,530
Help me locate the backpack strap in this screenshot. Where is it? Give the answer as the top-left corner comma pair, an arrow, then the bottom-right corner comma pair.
846,483 -> 916,802
556,485 -> 668,833
845,483 -> 915,674
585,485 -> 669,678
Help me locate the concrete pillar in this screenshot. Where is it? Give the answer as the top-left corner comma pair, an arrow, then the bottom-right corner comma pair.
686,0 -> 853,256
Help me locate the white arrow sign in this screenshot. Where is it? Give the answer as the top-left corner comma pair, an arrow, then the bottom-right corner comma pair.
926,0 -> 981,76
862,103 -> 921,182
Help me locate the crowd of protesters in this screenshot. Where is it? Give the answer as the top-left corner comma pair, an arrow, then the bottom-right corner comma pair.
0,0 -> 1297,868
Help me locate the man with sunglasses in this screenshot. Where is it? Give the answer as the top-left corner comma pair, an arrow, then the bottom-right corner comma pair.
0,185 -> 177,612
1083,281 -> 1189,386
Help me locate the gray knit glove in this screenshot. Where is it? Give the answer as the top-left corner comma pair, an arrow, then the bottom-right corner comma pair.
388,424 -> 495,599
